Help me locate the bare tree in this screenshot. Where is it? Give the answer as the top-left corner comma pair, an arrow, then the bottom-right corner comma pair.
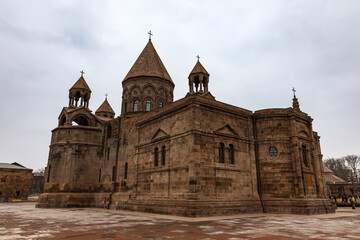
344,155 -> 360,182
324,157 -> 352,182
33,168 -> 45,176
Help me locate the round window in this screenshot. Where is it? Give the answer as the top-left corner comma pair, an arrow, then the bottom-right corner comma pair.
269,147 -> 278,157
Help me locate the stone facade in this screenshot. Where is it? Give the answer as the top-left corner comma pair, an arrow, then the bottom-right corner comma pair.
37,39 -> 335,216
0,162 -> 32,201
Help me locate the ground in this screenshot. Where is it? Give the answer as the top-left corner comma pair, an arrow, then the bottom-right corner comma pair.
1,203 -> 360,240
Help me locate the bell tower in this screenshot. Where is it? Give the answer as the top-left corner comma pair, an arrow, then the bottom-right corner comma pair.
69,71 -> 92,108
188,56 -> 210,94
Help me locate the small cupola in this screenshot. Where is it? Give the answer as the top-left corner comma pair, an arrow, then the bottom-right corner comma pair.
96,96 -> 115,118
188,56 -> 210,94
69,71 -> 92,108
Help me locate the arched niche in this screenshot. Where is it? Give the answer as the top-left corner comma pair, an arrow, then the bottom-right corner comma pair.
71,115 -> 90,126
59,115 -> 67,126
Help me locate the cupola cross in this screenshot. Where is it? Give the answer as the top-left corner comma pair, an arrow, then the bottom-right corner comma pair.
292,87 -> 296,97
80,70 -> 85,77
105,93 -> 108,100
148,31 -> 153,40
197,55 -> 200,61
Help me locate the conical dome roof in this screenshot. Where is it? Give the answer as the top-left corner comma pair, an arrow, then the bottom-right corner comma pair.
189,60 -> 209,77
123,40 -> 173,84
96,98 -> 115,116
70,76 -> 91,92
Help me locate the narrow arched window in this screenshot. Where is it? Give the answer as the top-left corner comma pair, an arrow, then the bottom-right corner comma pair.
106,125 -> 112,139
159,101 -> 163,108
154,147 -> 159,167
124,102 -> 127,113
161,146 -> 166,165
219,143 -> 225,163
106,148 -> 110,160
302,145 -> 308,167
229,144 -> 234,164
133,100 -> 138,112
112,166 -> 115,181
47,165 -> 51,183
124,162 -> 128,179
146,100 -> 151,111
98,169 -> 101,183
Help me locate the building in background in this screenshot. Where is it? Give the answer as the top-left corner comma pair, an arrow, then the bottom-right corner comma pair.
0,162 -> 32,201
324,166 -> 360,199
31,169 -> 45,195
37,37 -> 335,216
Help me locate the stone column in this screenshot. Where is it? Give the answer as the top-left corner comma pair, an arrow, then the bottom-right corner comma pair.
189,77 -> 194,93
290,116 -> 305,197
309,123 -> 325,197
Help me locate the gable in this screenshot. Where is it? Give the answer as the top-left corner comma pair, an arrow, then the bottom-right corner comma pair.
151,128 -> 170,141
214,124 -> 239,138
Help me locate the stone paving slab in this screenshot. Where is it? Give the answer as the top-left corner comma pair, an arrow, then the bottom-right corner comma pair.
1,203 -> 360,239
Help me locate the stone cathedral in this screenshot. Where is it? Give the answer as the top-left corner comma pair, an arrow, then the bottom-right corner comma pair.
37,37 -> 335,216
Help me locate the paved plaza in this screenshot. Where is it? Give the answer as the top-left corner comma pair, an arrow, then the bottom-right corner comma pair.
1,202 -> 360,239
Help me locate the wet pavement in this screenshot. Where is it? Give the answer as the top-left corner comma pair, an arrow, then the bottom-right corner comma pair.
1,202 -> 360,239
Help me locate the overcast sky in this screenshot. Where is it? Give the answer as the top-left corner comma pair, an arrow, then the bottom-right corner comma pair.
0,1 -> 359,171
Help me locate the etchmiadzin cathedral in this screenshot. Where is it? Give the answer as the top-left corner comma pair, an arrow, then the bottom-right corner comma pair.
37,33 -> 335,216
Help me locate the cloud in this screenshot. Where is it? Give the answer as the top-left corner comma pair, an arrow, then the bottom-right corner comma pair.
0,1 -> 359,170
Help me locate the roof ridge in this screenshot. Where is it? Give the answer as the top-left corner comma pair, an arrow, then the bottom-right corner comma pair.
70,76 -> 92,92
96,98 -> 115,114
123,40 -> 173,84
189,60 -> 209,76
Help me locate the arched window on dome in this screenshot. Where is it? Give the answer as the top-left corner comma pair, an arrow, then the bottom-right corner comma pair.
124,102 -> 128,113
219,142 -> 225,163
159,101 -> 163,108
133,100 -> 138,112
146,100 -> 151,111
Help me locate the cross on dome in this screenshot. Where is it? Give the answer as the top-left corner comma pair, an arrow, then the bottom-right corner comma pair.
148,31 -> 153,40
292,87 -> 296,97
80,70 -> 85,77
